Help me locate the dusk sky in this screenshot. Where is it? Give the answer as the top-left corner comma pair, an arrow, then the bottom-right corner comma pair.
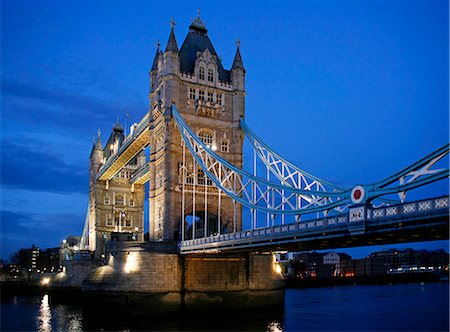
1,0 -> 448,260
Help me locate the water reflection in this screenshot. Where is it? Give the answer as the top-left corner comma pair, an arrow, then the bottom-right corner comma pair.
37,294 -> 52,332
267,320 -> 284,332
1,284 -> 447,331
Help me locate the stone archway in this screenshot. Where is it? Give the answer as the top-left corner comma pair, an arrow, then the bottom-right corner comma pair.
183,211 -> 222,240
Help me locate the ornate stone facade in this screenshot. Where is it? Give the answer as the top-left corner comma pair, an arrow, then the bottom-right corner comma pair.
148,15 -> 246,241
88,126 -> 146,259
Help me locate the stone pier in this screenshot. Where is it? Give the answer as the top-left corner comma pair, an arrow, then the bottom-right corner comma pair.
82,242 -> 284,314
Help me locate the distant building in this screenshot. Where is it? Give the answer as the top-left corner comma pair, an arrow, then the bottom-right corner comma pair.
353,259 -> 365,277
282,248 -> 448,278
284,251 -> 353,279
22,244 -> 40,271
338,253 -> 353,277
323,252 -> 340,276
356,248 -> 449,276
38,247 -> 61,273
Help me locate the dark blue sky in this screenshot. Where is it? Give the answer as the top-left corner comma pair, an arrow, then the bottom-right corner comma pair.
1,0 -> 448,260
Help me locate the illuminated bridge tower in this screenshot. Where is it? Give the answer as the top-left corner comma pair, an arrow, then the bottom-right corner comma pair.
88,124 -> 146,258
148,14 -> 246,241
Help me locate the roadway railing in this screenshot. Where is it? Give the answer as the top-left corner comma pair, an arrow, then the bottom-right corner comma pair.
179,196 -> 449,252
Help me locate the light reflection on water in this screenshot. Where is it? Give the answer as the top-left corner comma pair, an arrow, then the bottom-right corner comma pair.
1,283 -> 448,331
267,320 -> 284,332
37,294 -> 52,332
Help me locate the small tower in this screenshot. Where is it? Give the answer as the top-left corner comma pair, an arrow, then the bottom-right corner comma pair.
88,121 -> 146,259
148,13 -> 245,241
90,130 -> 104,183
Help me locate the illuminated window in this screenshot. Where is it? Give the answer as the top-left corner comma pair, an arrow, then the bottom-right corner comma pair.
207,91 -> 213,102
207,69 -> 214,82
115,194 -> 124,206
198,90 -> 205,100
189,87 -> 196,99
198,130 -> 213,147
199,67 -> 205,80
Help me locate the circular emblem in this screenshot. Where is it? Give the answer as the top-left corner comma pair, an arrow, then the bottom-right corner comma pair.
351,185 -> 366,204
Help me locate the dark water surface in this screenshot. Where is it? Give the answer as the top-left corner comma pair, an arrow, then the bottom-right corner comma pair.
1,282 -> 448,331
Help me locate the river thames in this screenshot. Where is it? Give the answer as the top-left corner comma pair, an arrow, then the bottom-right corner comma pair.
1,282 -> 448,331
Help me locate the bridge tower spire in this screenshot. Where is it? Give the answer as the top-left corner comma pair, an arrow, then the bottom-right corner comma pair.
148,14 -> 245,241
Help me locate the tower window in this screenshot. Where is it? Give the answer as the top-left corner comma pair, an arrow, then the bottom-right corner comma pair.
125,216 -> 132,227
199,67 -> 205,80
207,69 -> 214,82
207,91 -> 213,102
198,90 -> 205,100
221,139 -> 229,152
198,130 -> 213,147
104,195 -> 110,205
189,87 -> 196,100
197,169 -> 212,186
106,214 -> 113,226
217,93 -> 223,105
115,194 -> 124,206
129,197 -> 135,207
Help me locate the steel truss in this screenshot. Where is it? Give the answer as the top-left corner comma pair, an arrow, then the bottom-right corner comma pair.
172,104 -> 449,220
173,106 -> 350,219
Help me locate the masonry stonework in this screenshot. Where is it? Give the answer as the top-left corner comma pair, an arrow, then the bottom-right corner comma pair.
148,15 -> 245,242
82,243 -> 284,313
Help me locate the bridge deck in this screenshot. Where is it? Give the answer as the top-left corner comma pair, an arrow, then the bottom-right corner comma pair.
97,114 -> 151,181
130,162 -> 150,184
179,196 -> 449,254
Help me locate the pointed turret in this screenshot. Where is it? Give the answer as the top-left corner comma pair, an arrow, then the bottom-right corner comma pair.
165,18 -> 178,53
90,129 -> 104,176
232,38 -> 246,94
90,129 -> 103,156
151,40 -> 161,71
232,38 -> 245,71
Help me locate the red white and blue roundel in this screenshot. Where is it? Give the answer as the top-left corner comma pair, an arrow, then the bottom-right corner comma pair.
351,185 -> 366,204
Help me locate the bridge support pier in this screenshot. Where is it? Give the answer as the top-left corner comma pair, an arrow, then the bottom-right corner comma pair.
81,242 -> 284,315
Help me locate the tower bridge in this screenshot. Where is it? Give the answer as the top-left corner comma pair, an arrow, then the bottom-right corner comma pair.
81,12 -> 449,257
74,13 -> 449,313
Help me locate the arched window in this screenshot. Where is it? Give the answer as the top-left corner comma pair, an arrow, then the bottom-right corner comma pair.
198,130 -> 213,148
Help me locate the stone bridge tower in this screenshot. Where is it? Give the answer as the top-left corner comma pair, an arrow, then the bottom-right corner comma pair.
148,14 -> 245,241
88,125 -> 146,259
